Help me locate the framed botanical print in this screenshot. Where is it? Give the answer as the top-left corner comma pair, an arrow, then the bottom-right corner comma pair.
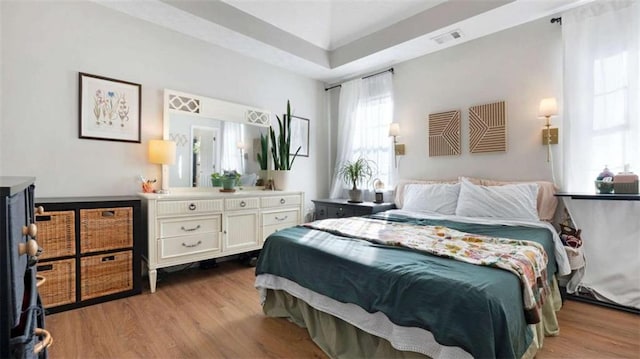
79,72 -> 141,143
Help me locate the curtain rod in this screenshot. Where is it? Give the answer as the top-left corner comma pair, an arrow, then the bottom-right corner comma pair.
324,67 -> 394,91
551,17 -> 562,25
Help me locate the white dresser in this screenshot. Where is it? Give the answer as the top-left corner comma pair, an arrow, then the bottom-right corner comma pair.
140,190 -> 303,292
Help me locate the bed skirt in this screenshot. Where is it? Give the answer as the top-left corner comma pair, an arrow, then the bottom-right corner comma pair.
258,275 -> 563,359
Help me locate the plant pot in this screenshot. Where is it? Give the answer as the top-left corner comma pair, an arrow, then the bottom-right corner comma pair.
222,178 -> 236,190
348,189 -> 363,203
211,178 -> 222,187
272,170 -> 290,191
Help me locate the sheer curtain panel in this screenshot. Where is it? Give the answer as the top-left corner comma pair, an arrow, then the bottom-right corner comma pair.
329,72 -> 394,199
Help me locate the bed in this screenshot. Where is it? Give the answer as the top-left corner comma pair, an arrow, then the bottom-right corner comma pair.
255,177 -> 570,359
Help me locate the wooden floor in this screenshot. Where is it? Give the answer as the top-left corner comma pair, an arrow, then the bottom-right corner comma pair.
47,261 -> 640,358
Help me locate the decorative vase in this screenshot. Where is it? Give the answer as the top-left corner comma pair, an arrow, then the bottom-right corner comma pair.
272,170 -> 290,191
348,189 -> 363,203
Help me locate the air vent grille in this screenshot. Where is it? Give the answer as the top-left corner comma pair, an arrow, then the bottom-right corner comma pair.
432,29 -> 464,45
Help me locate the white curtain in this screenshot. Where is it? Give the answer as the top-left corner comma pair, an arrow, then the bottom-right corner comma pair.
220,121 -> 243,173
563,0 -> 639,191
329,72 -> 394,199
561,0 -> 640,309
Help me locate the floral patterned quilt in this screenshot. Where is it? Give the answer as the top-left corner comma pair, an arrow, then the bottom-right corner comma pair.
303,217 -> 549,323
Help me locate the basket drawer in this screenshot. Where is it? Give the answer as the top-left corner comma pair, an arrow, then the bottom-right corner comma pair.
36,210 -> 76,259
80,207 -> 133,253
37,258 -> 76,308
81,250 -> 132,301
261,195 -> 301,208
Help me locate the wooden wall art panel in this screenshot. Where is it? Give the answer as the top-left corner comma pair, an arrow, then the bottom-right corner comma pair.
469,101 -> 506,153
428,110 -> 461,156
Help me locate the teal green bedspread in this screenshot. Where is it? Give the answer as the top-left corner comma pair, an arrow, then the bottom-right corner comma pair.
255,213 -> 559,359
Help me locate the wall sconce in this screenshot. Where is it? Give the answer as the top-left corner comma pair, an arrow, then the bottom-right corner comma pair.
538,97 -> 558,162
148,139 -> 176,193
236,141 -> 246,172
388,123 -> 405,167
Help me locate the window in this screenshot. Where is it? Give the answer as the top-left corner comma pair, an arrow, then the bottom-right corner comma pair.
349,94 -> 394,186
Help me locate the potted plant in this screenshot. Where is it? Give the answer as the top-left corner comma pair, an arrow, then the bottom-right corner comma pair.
256,132 -> 269,183
337,157 -> 375,203
221,170 -> 241,191
211,172 -> 222,187
269,100 -> 301,190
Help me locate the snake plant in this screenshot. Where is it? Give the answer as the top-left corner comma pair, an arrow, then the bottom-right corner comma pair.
270,100 -> 301,170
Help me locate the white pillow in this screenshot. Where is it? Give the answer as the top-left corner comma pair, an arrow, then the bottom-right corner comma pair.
455,178 -> 539,221
402,183 -> 461,215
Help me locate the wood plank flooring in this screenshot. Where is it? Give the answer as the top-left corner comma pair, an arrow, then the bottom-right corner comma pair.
46,261 -> 640,358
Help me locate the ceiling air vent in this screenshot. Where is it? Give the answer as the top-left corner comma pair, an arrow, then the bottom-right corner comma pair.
432,29 -> 463,45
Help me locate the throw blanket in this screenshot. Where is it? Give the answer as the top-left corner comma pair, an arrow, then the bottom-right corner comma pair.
303,217 -> 549,323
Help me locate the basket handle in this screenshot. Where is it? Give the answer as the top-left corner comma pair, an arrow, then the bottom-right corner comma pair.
36,275 -> 46,288
101,211 -> 115,217
34,328 -> 53,354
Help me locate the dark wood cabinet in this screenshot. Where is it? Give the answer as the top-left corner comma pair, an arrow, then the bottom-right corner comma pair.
34,197 -> 143,313
312,199 -> 395,220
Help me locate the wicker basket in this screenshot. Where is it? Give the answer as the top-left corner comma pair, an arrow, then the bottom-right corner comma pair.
36,258 -> 76,308
80,207 -> 133,253
36,210 -> 76,260
81,250 -> 132,300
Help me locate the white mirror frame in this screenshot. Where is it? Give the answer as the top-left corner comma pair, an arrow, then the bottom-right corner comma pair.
162,89 -> 271,190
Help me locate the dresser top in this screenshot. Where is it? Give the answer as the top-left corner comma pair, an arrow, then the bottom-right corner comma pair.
0,176 -> 35,196
138,188 -> 303,200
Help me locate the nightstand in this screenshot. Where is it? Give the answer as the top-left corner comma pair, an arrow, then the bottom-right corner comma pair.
312,199 -> 395,219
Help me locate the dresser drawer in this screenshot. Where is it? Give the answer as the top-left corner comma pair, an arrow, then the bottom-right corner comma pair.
159,233 -> 221,259
262,209 -> 299,226
261,195 -> 301,208
157,199 -> 223,216
158,215 -> 221,238
262,223 -> 293,240
225,197 -> 259,211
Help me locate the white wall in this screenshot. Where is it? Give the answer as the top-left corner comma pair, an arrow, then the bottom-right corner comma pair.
392,17 -> 562,182
1,1 -> 328,209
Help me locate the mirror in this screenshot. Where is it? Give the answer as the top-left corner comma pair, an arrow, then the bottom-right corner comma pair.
163,89 -> 271,189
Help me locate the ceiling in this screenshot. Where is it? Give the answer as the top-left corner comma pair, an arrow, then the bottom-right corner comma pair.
94,0 -> 589,83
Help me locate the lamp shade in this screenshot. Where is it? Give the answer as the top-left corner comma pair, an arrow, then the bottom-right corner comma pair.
388,123 -> 400,137
538,97 -> 558,117
148,140 -> 176,165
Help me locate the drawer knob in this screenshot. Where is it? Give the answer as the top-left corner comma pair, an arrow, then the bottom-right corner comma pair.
319,209 -> 325,215
180,225 -> 201,232
240,201 -> 247,207
182,240 -> 202,248
18,239 -> 39,256
275,215 -> 288,221
34,328 -> 53,354
22,223 -> 38,238
34,206 -> 45,215
188,203 -> 197,211
280,198 -> 286,204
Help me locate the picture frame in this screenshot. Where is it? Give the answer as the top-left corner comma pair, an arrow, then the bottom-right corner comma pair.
79,72 -> 141,143
289,115 -> 310,157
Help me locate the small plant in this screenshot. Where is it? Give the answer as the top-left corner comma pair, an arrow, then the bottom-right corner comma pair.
211,172 -> 223,187
256,132 -> 269,171
270,100 -> 301,170
337,157 -> 375,190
